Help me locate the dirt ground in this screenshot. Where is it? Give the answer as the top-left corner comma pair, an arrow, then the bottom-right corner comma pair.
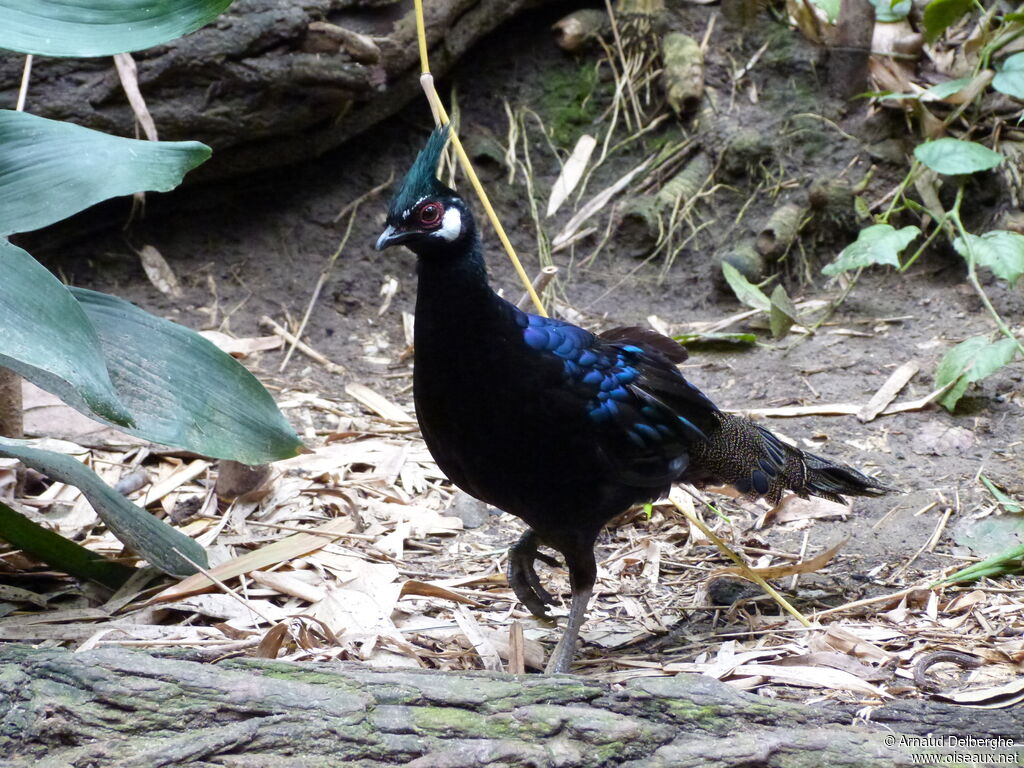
21,4 -> 1024,694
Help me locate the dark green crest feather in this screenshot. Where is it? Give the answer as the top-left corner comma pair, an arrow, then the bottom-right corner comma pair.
389,126 -> 452,220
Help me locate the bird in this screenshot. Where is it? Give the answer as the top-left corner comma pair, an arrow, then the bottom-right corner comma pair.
375,126 -> 893,674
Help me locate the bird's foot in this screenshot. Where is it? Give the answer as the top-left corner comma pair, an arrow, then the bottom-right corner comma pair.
508,531 -> 561,618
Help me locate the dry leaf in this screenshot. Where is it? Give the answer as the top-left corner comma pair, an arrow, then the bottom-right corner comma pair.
857,361 -> 918,423
547,134 -> 596,217
151,516 -> 355,602
344,382 -> 414,423
714,540 -> 845,580
135,245 -> 182,298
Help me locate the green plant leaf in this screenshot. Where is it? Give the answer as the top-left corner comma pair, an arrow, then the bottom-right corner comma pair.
0,499 -> 134,588
821,224 -> 920,275
980,474 -> 1022,514
0,0 -> 232,56
769,284 -> 797,339
870,0 -> 911,22
0,240 -> 133,426
0,438 -> 207,577
922,0 -> 974,41
876,77 -> 973,102
913,138 -> 1003,175
935,335 -> 1019,411
953,230 -> 1024,286
807,0 -> 840,23
993,52 -> 1024,101
721,261 -> 770,312
0,110 -> 210,236
72,288 -> 304,463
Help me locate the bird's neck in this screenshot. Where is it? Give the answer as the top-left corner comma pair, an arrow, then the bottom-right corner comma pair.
414,233 -> 504,326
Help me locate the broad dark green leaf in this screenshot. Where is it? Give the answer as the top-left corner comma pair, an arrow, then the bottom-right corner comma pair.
914,138 -> 1003,175
0,499 -> 134,588
993,52 -> 1024,101
72,288 -> 304,463
935,335 -> 1019,410
721,262 -> 770,312
0,240 -> 133,426
953,230 -> 1024,286
0,438 -> 207,577
922,0 -> 974,41
822,224 -> 919,275
0,0 -> 232,56
0,110 -> 210,236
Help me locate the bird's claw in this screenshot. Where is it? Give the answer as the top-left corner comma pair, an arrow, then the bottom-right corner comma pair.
508,531 -> 560,618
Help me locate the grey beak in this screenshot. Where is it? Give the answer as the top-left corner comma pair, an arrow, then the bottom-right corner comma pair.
375,225 -> 399,251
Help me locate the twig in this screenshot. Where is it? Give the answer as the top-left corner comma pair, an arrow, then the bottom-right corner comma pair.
277,172 -> 394,374
260,315 -> 346,375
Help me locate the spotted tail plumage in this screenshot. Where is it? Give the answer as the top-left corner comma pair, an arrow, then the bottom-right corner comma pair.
688,413 -> 894,504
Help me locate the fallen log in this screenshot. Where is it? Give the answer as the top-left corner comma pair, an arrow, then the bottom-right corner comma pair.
0,0 -> 558,180
0,644 -> 1021,766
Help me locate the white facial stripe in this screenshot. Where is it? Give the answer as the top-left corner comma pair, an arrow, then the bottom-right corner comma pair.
432,207 -> 462,241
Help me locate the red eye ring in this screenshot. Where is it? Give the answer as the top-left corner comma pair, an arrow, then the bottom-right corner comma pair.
418,202 -> 443,226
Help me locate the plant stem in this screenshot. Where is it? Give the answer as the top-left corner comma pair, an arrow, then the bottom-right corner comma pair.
948,187 -> 1024,358
0,367 -> 23,439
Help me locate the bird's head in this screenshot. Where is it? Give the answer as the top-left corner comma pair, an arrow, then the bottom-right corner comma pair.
375,126 -> 474,257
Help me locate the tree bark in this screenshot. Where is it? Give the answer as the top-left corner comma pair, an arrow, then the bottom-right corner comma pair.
0,0 -> 558,181
1,644 -> 1021,767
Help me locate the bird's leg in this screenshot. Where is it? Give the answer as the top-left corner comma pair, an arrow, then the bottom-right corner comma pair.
508,530 -> 560,618
543,546 -> 597,675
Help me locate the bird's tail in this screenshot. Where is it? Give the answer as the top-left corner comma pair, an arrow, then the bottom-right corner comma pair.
689,414 -> 894,504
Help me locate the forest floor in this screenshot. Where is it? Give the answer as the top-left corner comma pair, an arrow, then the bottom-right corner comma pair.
12,3 -> 1024,708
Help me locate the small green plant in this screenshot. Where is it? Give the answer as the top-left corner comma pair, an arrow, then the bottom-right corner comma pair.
0,0 -> 303,585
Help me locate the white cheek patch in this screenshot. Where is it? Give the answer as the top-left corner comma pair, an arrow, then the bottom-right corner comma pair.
431,207 -> 462,241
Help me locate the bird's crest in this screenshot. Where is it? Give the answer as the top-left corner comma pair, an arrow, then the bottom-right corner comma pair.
389,125 -> 452,220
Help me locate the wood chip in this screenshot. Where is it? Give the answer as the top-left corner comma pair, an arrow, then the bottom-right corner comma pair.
345,382 -> 415,423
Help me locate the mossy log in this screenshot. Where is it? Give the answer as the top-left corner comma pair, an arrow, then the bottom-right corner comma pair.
0,0 -> 556,180
1,645 -> 1022,767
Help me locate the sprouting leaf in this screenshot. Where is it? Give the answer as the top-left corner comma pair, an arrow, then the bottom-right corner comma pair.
993,52 -> 1024,101
0,0 -> 232,57
821,224 -> 919,275
914,138 -> 1003,175
0,438 -> 208,577
721,261 -> 770,312
674,332 -> 757,347
979,474 -> 1022,514
953,230 -> 1024,286
0,499 -> 134,589
769,284 -> 797,339
871,0 -> 911,22
876,77 -> 973,102
0,110 -> 210,236
922,0 -> 974,41
934,336 -> 1019,411
0,240 -> 133,427
72,288 -> 304,463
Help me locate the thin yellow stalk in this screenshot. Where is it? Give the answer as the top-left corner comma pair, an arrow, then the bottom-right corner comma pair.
412,0 -> 547,317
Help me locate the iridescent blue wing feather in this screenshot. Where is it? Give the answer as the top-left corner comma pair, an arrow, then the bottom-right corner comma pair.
512,309 -> 719,487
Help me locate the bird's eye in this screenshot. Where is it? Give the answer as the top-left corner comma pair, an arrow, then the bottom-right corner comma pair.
418,203 -> 443,226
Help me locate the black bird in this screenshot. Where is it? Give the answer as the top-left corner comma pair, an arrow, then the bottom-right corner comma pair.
375,127 -> 892,674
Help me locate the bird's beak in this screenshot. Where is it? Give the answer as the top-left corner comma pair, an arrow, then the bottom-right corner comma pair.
375,224 -> 406,251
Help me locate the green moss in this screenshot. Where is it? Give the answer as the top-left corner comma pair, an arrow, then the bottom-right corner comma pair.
411,706 -> 518,739
538,62 -> 600,147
